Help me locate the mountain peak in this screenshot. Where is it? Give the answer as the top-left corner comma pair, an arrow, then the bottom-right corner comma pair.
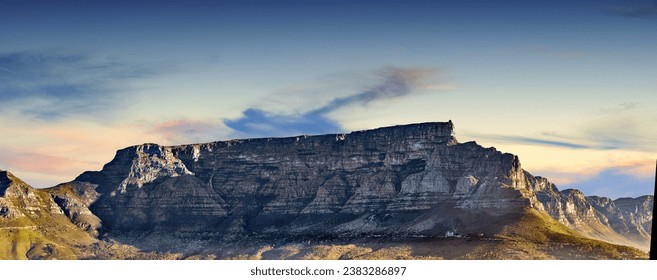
0,170 -> 19,196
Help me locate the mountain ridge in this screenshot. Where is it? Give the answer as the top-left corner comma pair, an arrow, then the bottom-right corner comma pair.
0,121 -> 653,259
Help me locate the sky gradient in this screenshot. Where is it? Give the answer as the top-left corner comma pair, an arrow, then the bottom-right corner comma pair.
1,0 -> 656,198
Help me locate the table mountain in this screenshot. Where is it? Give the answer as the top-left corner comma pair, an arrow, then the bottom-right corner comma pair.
1,121 -> 652,259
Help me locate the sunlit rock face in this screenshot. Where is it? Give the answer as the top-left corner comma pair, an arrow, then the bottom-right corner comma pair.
614,196 -> 653,236
69,122 -> 651,252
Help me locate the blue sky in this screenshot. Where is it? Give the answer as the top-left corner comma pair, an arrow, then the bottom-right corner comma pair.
0,0 -> 655,198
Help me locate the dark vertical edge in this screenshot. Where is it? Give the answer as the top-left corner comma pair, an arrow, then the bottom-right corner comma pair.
651,159 -> 656,260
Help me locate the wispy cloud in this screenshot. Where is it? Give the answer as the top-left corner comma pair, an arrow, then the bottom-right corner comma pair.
580,117 -> 657,152
308,67 -> 437,115
602,2 -> 657,19
528,46 -> 586,58
0,51 -> 155,120
152,119 -> 228,144
597,102 -> 638,114
0,148 -> 96,175
470,120 -> 655,152
565,167 -> 654,198
467,133 -> 619,150
224,66 -> 438,138
470,102 -> 656,153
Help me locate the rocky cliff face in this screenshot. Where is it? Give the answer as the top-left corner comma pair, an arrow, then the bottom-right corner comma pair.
537,186 -> 652,251
69,121 -> 652,253
1,121 -> 652,259
74,122 -> 540,238
534,179 -> 653,251
615,196 -> 653,235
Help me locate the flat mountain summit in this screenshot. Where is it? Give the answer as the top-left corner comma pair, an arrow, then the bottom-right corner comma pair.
0,121 -> 652,259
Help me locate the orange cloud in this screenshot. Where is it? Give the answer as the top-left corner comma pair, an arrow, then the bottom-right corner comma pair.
0,119 -> 166,187
0,149 -> 93,175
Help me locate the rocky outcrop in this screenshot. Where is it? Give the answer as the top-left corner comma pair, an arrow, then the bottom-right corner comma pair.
535,182 -> 652,251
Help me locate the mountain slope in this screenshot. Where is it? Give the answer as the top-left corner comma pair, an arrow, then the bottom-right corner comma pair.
0,170 -> 188,259
0,170 -> 97,259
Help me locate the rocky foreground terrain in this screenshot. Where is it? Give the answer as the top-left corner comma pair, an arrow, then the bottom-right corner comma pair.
0,121 -> 652,259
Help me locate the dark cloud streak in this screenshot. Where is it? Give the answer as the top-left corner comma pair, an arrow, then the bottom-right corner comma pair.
224,67 -> 437,138
309,67 -> 435,115
602,2 -> 657,18
469,133 -> 620,150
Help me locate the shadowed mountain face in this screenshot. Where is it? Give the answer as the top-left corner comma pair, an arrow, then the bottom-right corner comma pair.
537,188 -> 652,251
0,122 -> 653,259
